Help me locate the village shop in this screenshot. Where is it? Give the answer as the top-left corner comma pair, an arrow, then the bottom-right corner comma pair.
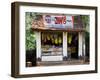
32,14 -> 86,62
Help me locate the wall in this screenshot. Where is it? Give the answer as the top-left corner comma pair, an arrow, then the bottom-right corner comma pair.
0,0 -> 100,80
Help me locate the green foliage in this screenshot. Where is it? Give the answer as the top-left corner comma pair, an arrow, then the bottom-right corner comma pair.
74,15 -> 89,27
25,12 -> 37,50
81,15 -> 89,27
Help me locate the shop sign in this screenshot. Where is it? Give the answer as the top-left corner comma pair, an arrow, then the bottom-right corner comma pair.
43,15 -> 74,28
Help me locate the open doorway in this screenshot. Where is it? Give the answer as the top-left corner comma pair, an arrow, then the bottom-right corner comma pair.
41,32 -> 63,61
67,32 -> 78,59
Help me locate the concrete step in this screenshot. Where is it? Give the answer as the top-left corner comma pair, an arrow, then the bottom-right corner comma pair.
37,60 -> 89,66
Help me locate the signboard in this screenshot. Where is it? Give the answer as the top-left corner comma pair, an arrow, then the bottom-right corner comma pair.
43,15 -> 74,28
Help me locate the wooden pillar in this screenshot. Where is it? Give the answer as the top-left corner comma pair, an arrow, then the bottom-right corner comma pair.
63,32 -> 68,60
78,32 -> 83,58
35,31 -> 41,61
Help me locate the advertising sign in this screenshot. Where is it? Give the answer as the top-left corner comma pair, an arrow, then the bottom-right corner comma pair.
43,15 -> 74,28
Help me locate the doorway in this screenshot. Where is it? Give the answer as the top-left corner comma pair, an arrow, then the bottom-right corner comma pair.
67,32 -> 78,59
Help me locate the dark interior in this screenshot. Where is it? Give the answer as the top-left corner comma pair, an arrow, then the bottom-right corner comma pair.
26,49 -> 36,67
67,32 -> 78,59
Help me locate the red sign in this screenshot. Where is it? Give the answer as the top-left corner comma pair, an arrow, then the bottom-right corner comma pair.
55,16 -> 66,24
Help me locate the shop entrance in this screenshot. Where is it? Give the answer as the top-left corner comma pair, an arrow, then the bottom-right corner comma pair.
67,32 -> 78,59
41,32 -> 63,61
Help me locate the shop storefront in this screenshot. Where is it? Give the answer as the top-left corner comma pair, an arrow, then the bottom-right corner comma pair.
32,14 -> 85,61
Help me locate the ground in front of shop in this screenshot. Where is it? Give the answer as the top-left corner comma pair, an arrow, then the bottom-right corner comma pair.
37,59 -> 89,66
